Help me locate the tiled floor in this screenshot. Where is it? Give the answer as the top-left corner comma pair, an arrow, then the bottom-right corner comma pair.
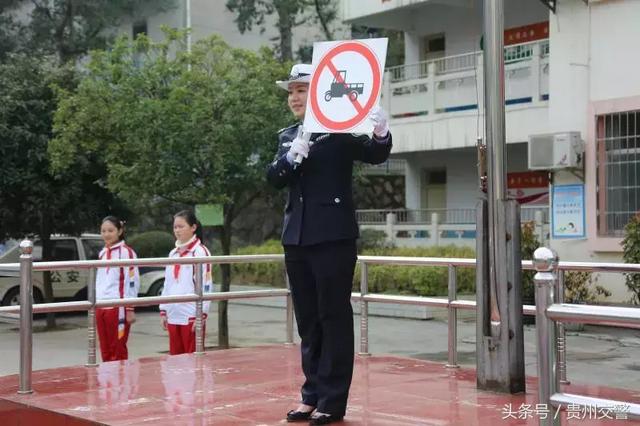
0,345 -> 638,425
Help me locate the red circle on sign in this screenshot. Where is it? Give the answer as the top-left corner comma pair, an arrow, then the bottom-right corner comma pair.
309,41 -> 382,131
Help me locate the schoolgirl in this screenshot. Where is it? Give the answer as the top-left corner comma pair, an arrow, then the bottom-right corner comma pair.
159,210 -> 213,355
96,216 -> 140,362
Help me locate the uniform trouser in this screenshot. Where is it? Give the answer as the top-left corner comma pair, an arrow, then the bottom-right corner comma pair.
96,307 -> 131,362
284,239 -> 357,417
167,318 -> 206,355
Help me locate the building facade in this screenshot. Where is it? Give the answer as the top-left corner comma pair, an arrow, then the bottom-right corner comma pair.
342,0 -> 640,301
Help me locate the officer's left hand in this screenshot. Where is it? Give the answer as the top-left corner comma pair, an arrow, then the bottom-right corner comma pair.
369,106 -> 389,138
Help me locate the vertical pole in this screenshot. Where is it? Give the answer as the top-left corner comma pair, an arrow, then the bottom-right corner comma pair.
18,239 -> 34,395
86,268 -> 97,367
359,262 -> 370,356
477,0 -> 524,394
446,264 -> 459,368
194,262 -> 204,354
533,247 -> 560,426
556,269 -> 569,384
285,271 -> 294,345
484,0 -> 507,339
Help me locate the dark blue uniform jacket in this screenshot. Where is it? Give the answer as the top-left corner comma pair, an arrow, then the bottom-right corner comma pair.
266,124 -> 392,246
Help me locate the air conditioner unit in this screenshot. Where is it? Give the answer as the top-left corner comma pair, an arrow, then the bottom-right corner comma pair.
528,132 -> 584,170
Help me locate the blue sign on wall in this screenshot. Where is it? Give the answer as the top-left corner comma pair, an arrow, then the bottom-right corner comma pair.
551,184 -> 586,239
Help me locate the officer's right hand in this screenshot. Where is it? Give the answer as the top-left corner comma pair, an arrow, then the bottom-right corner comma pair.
286,136 -> 310,163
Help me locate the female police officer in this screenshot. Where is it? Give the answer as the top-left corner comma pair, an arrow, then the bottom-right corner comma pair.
267,64 -> 392,424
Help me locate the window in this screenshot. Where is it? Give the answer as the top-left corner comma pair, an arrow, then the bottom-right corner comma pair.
132,20 -> 148,39
82,239 -> 103,260
596,110 -> 640,237
32,239 -> 79,261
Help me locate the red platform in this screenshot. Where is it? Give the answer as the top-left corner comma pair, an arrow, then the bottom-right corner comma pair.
0,345 -> 638,425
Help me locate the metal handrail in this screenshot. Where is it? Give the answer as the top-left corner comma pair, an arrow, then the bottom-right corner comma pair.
4,255 -> 640,273
9,238 -> 640,420
533,248 -> 640,424
0,254 -> 285,272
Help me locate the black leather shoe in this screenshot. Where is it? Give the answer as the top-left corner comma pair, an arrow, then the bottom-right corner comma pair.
309,413 -> 344,425
286,409 -> 314,422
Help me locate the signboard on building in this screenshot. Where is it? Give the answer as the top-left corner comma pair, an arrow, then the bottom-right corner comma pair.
304,38 -> 388,133
507,171 -> 549,205
551,184 -> 586,239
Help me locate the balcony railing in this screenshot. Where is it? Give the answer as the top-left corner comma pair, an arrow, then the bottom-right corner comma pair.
382,39 -> 549,119
359,159 -> 407,175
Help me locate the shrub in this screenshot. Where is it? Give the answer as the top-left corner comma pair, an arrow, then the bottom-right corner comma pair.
564,271 -> 610,304
357,229 -> 392,252
622,214 -> 640,304
521,221 -> 540,302
354,245 -> 476,296
231,240 -> 285,287
231,240 -> 476,295
128,231 -> 175,258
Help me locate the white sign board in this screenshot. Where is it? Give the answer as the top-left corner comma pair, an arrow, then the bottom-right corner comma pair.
303,38 -> 388,134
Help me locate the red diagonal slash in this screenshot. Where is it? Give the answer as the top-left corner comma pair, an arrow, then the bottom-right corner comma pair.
326,60 -> 365,115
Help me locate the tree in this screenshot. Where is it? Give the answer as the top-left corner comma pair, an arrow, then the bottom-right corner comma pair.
226,0 -> 339,62
0,0 -> 25,61
50,31 -> 291,347
1,0 -> 174,64
622,214 -> 640,304
0,54 -> 125,327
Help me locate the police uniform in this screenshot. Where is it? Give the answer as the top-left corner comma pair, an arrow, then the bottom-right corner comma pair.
267,124 -> 392,417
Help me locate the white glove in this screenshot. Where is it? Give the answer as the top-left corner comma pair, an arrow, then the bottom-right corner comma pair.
286,135 -> 310,164
369,106 -> 389,138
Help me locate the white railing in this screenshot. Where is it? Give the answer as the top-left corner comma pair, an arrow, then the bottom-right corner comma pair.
360,158 -> 407,175
357,206 -> 548,224
357,207 -> 550,247
433,51 -> 478,75
382,39 -> 549,119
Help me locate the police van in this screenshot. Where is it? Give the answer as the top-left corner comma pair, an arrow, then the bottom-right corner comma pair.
0,235 -> 165,306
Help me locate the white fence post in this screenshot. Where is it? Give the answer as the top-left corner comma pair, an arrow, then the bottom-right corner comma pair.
431,212 -> 440,246
386,212 -> 397,245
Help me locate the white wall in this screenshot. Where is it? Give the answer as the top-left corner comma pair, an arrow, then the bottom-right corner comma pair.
400,144 -> 528,210
116,1 -> 345,55
546,0 -> 640,302
369,0 -> 550,61
589,1 -> 640,101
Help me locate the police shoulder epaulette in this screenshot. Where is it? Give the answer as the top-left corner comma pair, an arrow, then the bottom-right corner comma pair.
277,123 -> 299,134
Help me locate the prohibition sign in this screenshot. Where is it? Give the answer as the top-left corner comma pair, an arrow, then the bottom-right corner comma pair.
309,41 -> 382,132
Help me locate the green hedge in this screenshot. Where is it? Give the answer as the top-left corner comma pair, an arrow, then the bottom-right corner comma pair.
232,240 -> 286,287
232,240 -> 476,295
356,246 -> 476,296
128,231 -> 175,258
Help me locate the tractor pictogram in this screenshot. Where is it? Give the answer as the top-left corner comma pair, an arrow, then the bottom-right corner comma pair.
324,70 -> 364,102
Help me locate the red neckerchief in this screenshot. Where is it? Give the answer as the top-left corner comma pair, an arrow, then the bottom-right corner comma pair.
173,238 -> 200,280
101,241 -> 124,272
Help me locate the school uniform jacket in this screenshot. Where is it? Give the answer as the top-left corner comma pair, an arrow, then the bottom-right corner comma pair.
96,241 -> 140,308
266,124 -> 392,246
159,238 -> 213,325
